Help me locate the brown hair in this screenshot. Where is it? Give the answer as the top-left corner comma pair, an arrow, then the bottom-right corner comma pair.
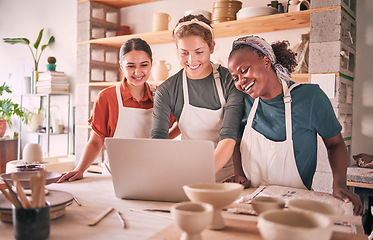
173,14 -> 213,48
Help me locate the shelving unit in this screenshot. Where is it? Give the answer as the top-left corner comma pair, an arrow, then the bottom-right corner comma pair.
78,6 -> 340,48
18,93 -> 71,159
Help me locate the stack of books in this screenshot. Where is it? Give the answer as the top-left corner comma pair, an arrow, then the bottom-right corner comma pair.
36,71 -> 69,94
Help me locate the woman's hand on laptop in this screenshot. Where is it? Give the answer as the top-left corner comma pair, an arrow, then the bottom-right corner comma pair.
57,170 -> 84,183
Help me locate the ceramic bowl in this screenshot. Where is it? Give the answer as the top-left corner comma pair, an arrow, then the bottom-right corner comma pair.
0,171 -> 61,189
171,202 -> 213,240
236,6 -> 278,20
288,199 -> 344,223
251,196 -> 285,215
183,182 -> 243,230
258,209 -> 333,240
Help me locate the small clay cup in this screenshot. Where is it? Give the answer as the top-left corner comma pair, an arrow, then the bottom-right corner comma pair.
251,196 -> 285,215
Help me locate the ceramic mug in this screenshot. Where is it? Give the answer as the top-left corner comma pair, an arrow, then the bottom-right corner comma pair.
152,12 -> 171,32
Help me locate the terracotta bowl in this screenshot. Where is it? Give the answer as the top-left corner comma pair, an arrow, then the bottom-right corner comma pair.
0,171 -> 61,189
183,182 -> 243,230
251,196 -> 285,215
171,202 -> 213,240
288,199 -> 344,223
258,209 -> 333,240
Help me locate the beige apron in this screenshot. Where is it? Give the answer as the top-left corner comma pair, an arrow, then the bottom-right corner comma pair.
103,83 -> 153,173
178,63 -> 233,182
240,80 -> 307,189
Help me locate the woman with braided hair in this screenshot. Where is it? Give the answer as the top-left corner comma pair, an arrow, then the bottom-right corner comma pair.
227,35 -> 362,215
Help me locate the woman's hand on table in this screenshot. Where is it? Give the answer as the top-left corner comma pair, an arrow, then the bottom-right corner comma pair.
57,170 -> 84,183
333,185 -> 363,215
224,175 -> 251,188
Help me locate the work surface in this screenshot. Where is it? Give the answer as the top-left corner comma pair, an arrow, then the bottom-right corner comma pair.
0,173 -> 367,239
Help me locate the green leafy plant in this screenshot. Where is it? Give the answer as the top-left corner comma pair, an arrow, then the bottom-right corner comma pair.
0,82 -> 30,126
3,29 -> 55,71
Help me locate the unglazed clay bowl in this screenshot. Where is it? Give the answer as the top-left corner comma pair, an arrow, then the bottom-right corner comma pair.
288,199 -> 344,223
258,209 -> 333,240
183,182 -> 243,230
251,196 -> 285,215
171,202 -> 213,240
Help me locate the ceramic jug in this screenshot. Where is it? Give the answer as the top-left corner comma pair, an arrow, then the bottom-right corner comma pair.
152,60 -> 171,82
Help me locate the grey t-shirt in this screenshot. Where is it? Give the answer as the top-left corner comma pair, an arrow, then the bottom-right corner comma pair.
151,65 -> 244,141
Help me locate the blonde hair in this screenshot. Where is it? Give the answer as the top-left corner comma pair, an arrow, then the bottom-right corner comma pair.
173,14 -> 214,48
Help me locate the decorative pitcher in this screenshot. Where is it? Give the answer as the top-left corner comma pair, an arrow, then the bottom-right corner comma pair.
152,60 -> 171,82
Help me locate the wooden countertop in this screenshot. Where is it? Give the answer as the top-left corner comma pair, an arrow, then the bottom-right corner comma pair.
0,173 -> 367,239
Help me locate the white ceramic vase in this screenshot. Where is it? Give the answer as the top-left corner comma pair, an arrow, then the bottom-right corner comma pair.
152,60 -> 171,82
30,113 -> 44,132
23,143 -> 43,164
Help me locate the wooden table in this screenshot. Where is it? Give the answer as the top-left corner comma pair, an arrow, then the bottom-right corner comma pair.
0,173 -> 367,239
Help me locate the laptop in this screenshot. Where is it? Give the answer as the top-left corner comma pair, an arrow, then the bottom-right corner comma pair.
105,138 -> 215,202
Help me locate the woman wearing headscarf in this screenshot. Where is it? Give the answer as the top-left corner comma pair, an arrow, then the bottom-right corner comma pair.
227,35 -> 362,215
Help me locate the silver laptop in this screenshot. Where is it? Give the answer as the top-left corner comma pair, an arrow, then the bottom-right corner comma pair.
105,138 -> 215,202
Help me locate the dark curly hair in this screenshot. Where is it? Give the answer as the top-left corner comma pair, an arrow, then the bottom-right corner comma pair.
229,40 -> 297,74
173,14 -> 213,48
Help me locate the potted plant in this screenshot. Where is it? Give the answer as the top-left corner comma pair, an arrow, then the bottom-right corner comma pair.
0,83 -> 30,138
3,29 -> 55,94
46,56 -> 56,71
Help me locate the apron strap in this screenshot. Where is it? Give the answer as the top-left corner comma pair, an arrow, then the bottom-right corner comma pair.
182,63 -> 225,107
282,80 -> 301,141
115,83 -> 123,107
247,97 -> 259,126
212,63 -> 226,107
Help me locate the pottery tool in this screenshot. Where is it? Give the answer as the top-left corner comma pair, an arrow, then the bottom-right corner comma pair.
73,196 -> 82,206
115,210 -> 126,229
88,207 -> 114,226
3,180 -> 22,208
0,185 -> 17,207
11,173 -> 32,209
129,208 -> 173,220
143,208 -> 171,213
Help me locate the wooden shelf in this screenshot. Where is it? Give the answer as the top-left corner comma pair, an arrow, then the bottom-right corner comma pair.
78,0 -> 159,8
78,6 -> 340,48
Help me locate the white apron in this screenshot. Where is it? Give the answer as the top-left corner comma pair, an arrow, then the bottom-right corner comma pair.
178,63 -> 233,182
240,80 -> 307,189
103,83 -> 153,174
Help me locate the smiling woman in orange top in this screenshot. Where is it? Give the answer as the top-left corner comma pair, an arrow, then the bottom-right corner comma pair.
58,38 -> 176,182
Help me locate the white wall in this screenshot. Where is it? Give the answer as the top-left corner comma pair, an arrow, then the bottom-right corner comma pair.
351,0 -> 373,158
0,0 -> 76,156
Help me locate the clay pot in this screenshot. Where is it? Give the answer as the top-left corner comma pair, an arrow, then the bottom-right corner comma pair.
23,143 -> 43,164
0,119 -> 6,137
152,60 -> 171,82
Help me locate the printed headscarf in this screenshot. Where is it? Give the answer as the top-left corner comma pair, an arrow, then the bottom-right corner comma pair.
232,35 -> 292,85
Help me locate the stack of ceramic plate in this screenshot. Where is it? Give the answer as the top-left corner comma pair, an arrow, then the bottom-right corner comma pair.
212,0 -> 242,24
116,25 -> 131,36
236,6 -> 278,20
